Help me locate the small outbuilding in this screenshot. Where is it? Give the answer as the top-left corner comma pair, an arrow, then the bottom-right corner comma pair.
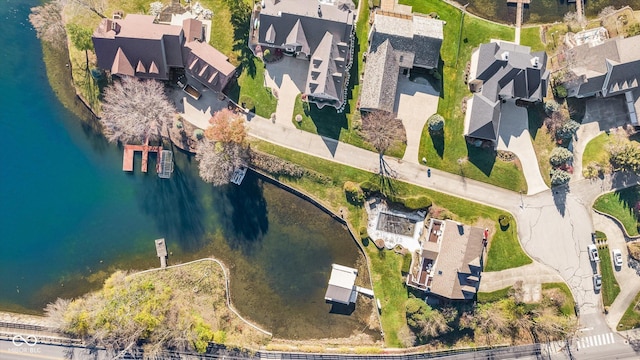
324,264 -> 358,305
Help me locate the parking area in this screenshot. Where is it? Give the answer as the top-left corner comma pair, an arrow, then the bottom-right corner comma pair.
264,56 -> 309,128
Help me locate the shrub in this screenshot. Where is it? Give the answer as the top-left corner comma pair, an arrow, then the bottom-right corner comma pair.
544,100 -> 560,114
498,214 -> 510,227
583,161 -> 604,179
360,180 -> 381,194
554,84 -> 568,98
193,129 -> 204,140
263,48 -> 271,59
175,121 -> 183,129
609,139 -> 640,173
556,120 -> 580,140
249,150 -> 305,177
239,95 -> 255,111
550,168 -> 571,185
549,147 -> 574,167
427,114 -> 445,133
344,181 -> 365,205
628,242 -> 640,261
401,253 -> 412,274
401,196 -> 432,210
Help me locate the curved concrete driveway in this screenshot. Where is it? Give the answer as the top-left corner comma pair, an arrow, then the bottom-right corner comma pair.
264,57 -> 309,129
497,100 -> 548,195
479,262 -> 564,295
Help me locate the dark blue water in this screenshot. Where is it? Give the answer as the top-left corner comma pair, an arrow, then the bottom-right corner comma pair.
0,0 -> 377,340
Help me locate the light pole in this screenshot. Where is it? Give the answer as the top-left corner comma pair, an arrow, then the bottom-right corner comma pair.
455,3 -> 470,68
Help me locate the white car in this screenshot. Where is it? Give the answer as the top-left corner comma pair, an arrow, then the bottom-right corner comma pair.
588,244 -> 600,262
593,274 -> 602,291
612,249 -> 623,268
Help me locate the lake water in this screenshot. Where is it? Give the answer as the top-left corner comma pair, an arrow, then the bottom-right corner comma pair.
0,0 -> 378,340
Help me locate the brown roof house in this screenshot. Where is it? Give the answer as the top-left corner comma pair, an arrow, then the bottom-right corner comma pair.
562,34 -> 640,125
360,11 -> 443,113
93,14 -> 236,92
463,41 -> 548,145
250,0 -> 356,111
406,219 -> 484,301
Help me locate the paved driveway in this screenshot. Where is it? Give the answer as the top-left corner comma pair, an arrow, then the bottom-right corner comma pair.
497,100 -> 548,195
394,76 -> 439,163
573,95 -> 629,180
265,57 -> 309,129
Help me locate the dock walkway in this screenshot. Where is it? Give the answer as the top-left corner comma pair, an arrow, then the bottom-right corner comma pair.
122,145 -> 162,172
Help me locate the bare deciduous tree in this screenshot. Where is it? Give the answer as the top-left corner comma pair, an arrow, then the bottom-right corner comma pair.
196,139 -> 248,186
44,298 -> 71,330
61,0 -> 107,19
361,111 -> 406,179
29,1 -> 66,46
99,77 -> 175,144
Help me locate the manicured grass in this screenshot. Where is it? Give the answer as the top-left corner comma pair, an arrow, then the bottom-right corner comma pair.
520,27 -> 545,52
593,188 -> 640,237
542,282 -> 575,317
408,0 -> 526,192
582,132 -> 611,170
528,104 -> 554,186
477,286 -> 512,303
618,291 -> 640,331
251,139 -> 530,345
291,95 -> 406,158
599,247 -> 621,307
485,214 -> 532,272
229,58 -> 278,118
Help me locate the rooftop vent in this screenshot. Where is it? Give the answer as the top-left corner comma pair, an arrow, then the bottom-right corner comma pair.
501,51 -> 509,61
318,5 -> 322,17
531,56 -> 540,68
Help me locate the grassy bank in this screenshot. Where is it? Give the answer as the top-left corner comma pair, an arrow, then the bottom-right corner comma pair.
619,291 -> 640,330
582,132 -> 611,170
527,104 -> 554,186
599,247 -> 621,307
408,0 -> 526,192
251,139 -> 530,346
477,287 -> 512,303
520,27 -> 545,52
593,188 -> 640,237
542,283 -> 575,316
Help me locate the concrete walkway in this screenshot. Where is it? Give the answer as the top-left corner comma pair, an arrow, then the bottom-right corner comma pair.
592,212 -> 640,330
479,262 -> 564,293
497,100 -> 548,195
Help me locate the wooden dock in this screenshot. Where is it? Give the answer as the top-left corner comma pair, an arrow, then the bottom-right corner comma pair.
122,145 -> 162,172
155,238 -> 168,268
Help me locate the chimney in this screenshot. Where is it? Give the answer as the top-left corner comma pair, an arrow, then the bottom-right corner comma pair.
501,51 -> 509,61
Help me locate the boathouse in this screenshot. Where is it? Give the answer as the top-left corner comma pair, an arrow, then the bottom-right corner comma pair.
324,264 -> 358,305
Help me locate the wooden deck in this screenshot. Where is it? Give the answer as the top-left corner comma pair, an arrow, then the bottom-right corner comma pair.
122,145 -> 162,172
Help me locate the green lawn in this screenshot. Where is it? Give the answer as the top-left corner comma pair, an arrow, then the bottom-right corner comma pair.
291,95 -> 406,158
485,214 -> 532,272
599,247 -> 621,307
519,27 -> 545,52
408,0 -> 526,192
478,286 -> 512,303
593,188 -> 640,236
582,132 -> 611,170
619,291 -> 640,330
528,104 -> 554,186
228,58 -> 278,118
542,282 -> 575,316
251,139 -> 530,346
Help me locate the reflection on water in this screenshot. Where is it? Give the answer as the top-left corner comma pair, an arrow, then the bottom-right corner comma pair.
1,0 -> 378,340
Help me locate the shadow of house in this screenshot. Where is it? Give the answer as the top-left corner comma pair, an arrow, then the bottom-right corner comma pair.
464,41 -> 549,147
92,14 -> 236,93
360,10 -> 444,114
250,0 -> 356,111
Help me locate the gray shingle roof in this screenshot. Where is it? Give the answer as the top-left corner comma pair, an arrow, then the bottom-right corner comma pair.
305,32 -> 342,100
466,41 -> 548,142
466,95 -> 500,141
370,13 -> 443,69
360,39 -> 399,113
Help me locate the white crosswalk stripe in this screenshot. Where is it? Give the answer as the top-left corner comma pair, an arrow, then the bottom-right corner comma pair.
576,333 -> 616,349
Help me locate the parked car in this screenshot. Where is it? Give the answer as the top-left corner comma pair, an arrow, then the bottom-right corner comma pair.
593,274 -> 602,291
588,244 -> 600,262
612,249 -> 623,268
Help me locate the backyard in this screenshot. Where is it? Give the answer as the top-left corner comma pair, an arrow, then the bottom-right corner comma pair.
251,139 -> 531,346
593,187 -> 640,236
409,0 -> 527,193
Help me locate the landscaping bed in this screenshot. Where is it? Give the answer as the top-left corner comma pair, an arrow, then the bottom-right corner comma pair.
593,187 -> 640,236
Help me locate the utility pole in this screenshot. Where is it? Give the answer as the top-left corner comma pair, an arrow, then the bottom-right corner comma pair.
455,3 -> 470,67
